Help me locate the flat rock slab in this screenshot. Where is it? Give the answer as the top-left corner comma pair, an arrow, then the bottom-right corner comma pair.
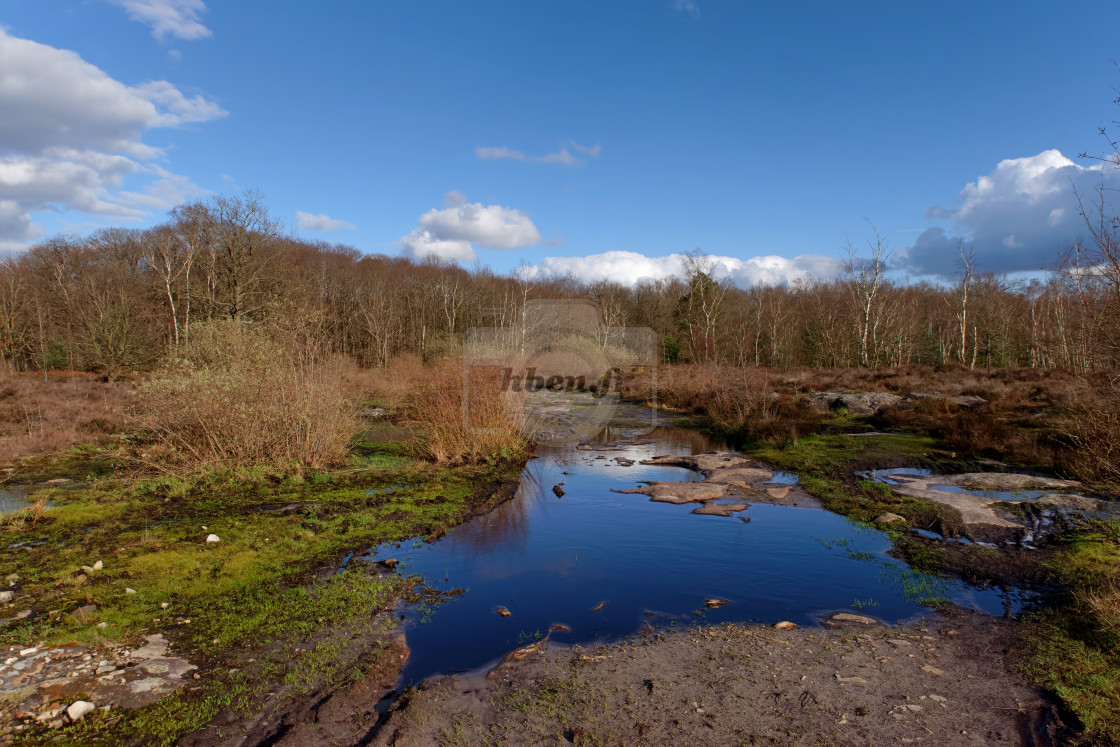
640,451 -> 752,472
937,473 -> 1079,492
619,482 -> 728,503
888,477 -> 1021,529
707,467 -> 775,488
692,502 -> 749,517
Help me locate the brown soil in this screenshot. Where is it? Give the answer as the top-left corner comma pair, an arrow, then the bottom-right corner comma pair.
372,610 -> 1070,747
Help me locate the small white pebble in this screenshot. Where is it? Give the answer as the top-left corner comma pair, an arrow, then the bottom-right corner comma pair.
125,588 -> 137,594
92,560 -> 102,571
206,534 -> 220,543
160,602 -> 169,609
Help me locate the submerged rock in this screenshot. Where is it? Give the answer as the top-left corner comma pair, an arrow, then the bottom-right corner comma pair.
828,612 -> 881,626
692,502 -> 748,517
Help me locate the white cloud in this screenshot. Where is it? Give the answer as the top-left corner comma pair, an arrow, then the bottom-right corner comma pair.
571,141 -> 602,157
296,210 -> 355,233
475,140 -> 601,166
906,149 -> 1117,275
133,81 -> 227,123
672,0 -> 701,16
399,192 -> 542,262
108,0 -> 212,41
0,28 -> 223,248
516,250 -> 842,288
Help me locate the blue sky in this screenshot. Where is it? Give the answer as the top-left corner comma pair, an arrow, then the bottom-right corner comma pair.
2,1 -> 1119,285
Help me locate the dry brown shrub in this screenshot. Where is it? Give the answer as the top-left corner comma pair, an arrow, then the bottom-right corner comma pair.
1065,378 -> 1120,487
406,360 -> 528,465
646,364 -> 819,441
138,322 -> 361,470
1079,577 -> 1120,640
0,373 -> 131,463
363,354 -> 429,412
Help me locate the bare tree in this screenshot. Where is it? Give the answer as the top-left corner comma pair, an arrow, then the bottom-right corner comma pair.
952,242 -> 976,366
679,252 -> 728,364
842,225 -> 892,366
208,191 -> 281,321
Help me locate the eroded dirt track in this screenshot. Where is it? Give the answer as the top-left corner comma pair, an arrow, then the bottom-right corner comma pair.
371,611 -> 1067,747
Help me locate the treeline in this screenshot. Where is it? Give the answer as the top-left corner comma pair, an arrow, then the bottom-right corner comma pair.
1,192 -> 1117,377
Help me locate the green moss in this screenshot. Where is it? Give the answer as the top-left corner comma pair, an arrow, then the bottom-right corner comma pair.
1,452 -> 517,745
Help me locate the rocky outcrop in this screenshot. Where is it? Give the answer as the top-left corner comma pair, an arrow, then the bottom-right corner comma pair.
807,391 -> 903,415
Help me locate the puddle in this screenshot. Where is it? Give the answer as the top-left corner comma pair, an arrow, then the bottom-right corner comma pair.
927,484 -> 1053,503
367,416 -> 1030,686
861,468 -> 935,485
764,471 -> 800,485
0,488 -> 33,514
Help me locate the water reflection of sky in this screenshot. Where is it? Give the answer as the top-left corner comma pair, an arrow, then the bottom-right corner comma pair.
369,424 -> 1033,686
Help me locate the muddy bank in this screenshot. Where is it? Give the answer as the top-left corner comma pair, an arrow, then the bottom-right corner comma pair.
376,611 -> 1069,746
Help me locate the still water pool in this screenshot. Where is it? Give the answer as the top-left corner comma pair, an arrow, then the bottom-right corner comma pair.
370,426 -> 1030,685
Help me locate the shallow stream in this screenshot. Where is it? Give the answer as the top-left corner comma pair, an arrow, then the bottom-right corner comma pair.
368,418 -> 1033,686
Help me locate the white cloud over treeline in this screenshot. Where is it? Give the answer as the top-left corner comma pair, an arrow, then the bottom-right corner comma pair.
296,211 -> 354,233
904,149 -> 1117,276
517,250 -> 842,288
0,28 -> 226,251
399,191 -> 542,262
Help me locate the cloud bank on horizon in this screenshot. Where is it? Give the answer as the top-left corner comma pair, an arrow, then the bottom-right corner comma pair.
513,148 -> 1115,288
517,251 -> 843,288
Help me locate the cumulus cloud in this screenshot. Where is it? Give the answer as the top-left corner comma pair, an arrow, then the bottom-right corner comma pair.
399,192 -> 542,262
296,210 -> 355,233
109,0 -> 212,41
0,28 -> 224,249
516,250 -> 842,288
475,141 -> 601,166
905,149 -> 1117,276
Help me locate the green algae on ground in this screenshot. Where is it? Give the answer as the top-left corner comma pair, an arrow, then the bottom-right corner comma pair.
1,440 -> 523,745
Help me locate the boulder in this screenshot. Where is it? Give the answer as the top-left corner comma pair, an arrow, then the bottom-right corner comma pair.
66,700 -> 95,721
808,391 -> 903,415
